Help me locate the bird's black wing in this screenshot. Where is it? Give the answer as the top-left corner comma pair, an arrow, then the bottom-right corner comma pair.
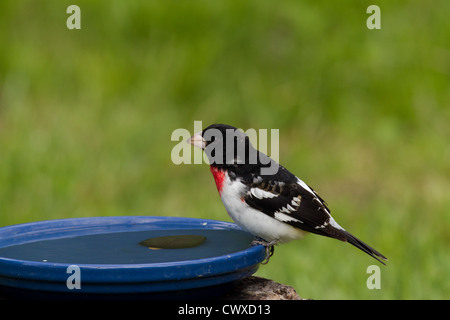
242,165 -> 387,264
243,168 -> 347,241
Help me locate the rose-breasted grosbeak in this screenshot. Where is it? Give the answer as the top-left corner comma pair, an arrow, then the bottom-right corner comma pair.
188,124 -> 387,265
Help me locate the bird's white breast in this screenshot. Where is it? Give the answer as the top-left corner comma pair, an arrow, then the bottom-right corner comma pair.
219,172 -> 304,243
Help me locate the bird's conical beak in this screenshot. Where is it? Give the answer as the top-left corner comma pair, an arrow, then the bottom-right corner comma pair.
187,131 -> 206,149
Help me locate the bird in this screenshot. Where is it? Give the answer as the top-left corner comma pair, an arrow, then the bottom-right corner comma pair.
188,123 -> 387,265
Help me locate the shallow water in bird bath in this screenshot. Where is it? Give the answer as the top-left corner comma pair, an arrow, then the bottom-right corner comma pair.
0,229 -> 254,264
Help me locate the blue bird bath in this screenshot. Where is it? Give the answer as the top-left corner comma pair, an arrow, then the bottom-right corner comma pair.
0,216 -> 266,299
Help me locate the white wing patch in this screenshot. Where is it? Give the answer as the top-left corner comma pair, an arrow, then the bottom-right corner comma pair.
291,195 -> 301,207
249,188 -> 277,199
273,195 -> 303,224
315,216 -> 345,231
274,212 -> 303,224
296,178 -> 315,196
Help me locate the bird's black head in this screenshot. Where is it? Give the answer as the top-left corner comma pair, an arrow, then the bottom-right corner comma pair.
188,123 -> 279,176
188,124 -> 253,168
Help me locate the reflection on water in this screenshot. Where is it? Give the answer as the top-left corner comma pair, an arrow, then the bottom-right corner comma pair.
0,229 -> 254,264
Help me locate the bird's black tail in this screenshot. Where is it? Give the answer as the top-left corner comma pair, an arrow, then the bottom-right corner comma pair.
343,231 -> 387,265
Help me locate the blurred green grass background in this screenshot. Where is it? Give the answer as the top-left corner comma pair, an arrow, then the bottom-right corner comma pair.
0,0 -> 449,299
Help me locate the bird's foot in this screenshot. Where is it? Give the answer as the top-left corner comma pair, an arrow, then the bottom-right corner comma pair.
251,238 -> 277,265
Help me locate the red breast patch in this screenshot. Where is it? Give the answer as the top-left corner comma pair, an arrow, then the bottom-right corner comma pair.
210,166 -> 225,195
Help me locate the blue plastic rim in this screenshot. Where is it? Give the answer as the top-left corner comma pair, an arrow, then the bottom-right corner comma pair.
0,216 -> 266,299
